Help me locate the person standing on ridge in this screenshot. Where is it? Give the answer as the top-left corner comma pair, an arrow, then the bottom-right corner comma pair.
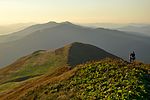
129,51 -> 136,63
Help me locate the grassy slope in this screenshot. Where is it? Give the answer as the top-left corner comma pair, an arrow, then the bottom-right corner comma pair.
0,59 -> 150,100
0,66 -> 73,100
4,58 -> 149,100
0,45 -> 70,93
0,42 -> 118,93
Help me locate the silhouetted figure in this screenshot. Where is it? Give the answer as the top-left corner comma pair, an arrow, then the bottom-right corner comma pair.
129,51 -> 136,63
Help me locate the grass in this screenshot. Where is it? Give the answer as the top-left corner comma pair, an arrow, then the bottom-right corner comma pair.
0,42 -> 117,88
1,49 -> 68,82
0,82 -> 18,92
20,58 -> 150,100
0,49 -> 68,93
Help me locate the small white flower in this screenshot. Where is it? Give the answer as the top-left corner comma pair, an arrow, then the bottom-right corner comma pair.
129,91 -> 131,93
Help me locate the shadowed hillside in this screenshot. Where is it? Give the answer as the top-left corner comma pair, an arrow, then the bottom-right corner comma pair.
68,42 -> 117,66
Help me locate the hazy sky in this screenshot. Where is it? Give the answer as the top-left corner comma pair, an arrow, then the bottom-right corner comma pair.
0,0 -> 150,25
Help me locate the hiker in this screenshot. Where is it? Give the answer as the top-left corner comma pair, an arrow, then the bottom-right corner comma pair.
129,51 -> 136,63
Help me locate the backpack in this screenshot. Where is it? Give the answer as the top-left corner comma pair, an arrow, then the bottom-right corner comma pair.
131,53 -> 135,58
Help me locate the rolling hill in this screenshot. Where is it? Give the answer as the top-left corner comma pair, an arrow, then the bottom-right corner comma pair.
0,21 -> 150,68
0,42 -> 118,95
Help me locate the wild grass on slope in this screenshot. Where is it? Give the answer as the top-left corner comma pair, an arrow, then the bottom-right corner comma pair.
0,51 -> 68,94
21,59 -> 150,100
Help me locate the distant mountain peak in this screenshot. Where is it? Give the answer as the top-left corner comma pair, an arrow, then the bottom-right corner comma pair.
60,21 -> 74,25
46,21 -> 58,24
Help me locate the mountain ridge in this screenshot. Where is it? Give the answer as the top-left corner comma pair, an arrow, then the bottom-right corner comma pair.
0,42 -> 118,85
0,21 -> 150,68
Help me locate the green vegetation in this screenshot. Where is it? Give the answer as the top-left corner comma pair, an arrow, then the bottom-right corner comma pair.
22,59 -> 150,100
10,54 -> 67,81
0,42 -> 117,94
8,44 -> 69,81
0,48 -> 68,93
0,82 -> 18,92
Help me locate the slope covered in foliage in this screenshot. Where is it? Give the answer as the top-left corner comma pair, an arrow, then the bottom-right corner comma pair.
19,59 -> 150,100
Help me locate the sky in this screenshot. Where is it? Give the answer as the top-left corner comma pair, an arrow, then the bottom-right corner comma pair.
0,0 -> 150,25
